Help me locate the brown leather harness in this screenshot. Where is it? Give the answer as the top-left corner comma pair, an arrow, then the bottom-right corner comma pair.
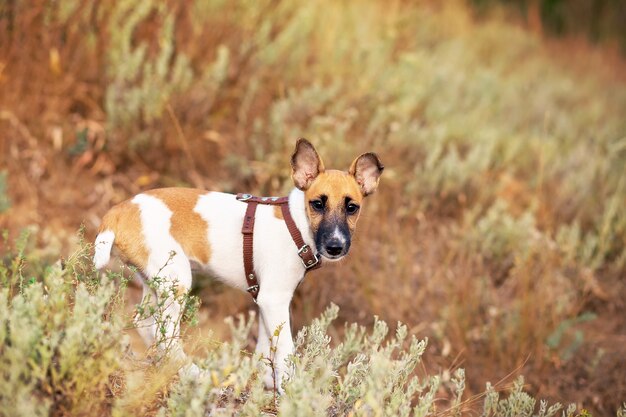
235,193 -> 322,301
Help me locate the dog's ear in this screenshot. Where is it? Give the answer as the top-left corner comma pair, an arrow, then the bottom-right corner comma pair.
291,138 -> 325,190
349,152 -> 384,196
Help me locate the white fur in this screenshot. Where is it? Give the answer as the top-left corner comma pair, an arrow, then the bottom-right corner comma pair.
192,189 -> 313,387
132,194 -> 192,289
194,192 -> 247,289
191,189 -> 314,292
93,230 -> 115,269
331,226 -> 347,245
129,194 -> 194,358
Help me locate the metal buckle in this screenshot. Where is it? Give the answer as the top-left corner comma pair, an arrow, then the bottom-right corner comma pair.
237,193 -> 252,201
246,284 -> 259,293
298,245 -> 320,269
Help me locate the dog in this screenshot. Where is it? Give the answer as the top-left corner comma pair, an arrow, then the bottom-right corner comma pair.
93,138 -> 383,388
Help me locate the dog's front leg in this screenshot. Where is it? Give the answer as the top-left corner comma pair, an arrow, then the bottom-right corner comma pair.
256,291 -> 294,392
255,316 -> 271,386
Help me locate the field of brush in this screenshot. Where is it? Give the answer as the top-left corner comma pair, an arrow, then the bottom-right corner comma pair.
1,1 -> 625,416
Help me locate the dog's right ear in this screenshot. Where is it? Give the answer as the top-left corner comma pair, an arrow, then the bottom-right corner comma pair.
291,138 -> 325,190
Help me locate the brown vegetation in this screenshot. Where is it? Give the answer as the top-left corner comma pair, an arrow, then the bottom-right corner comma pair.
1,1 -> 625,414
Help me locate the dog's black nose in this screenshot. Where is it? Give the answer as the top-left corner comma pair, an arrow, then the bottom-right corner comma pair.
325,244 -> 344,256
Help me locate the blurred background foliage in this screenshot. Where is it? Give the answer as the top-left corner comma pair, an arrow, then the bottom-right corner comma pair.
471,0 -> 626,50
1,0 -> 625,414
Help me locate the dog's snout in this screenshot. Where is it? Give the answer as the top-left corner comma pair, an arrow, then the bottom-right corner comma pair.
317,223 -> 351,260
325,241 -> 344,257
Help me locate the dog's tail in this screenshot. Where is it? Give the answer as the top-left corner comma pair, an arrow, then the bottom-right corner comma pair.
93,230 -> 115,269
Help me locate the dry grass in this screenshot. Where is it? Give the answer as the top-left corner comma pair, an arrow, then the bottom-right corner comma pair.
1,0 -> 625,415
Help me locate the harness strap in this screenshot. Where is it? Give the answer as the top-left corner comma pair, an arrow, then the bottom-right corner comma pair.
241,200 -> 259,299
236,193 -> 322,301
280,204 -> 319,268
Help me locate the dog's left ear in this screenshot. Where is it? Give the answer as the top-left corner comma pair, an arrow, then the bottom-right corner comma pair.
349,152 -> 384,196
291,138 -> 326,190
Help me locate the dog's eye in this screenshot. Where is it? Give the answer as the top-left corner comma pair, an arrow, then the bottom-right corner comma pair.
346,203 -> 360,215
310,200 -> 325,212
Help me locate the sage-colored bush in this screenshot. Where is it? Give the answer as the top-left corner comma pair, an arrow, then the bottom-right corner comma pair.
0,235 -> 127,416
0,234 -> 581,416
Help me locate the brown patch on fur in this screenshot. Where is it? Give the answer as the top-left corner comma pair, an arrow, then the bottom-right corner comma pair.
304,170 -> 363,235
100,200 -> 149,269
175,284 -> 189,298
273,205 -> 284,220
146,188 -> 212,265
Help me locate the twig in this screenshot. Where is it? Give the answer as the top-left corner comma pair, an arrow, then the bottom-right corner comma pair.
165,103 -> 196,173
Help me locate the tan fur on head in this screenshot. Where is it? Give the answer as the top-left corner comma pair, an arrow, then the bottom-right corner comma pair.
291,139 -> 384,240
304,170 -> 363,236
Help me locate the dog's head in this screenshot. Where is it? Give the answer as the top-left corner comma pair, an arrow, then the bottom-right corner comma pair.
291,138 -> 384,261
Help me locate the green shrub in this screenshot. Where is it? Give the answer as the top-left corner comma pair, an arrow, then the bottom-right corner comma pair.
0,237 -> 127,417
0,235 -> 579,416
105,1 -> 194,148
483,377 -> 574,417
